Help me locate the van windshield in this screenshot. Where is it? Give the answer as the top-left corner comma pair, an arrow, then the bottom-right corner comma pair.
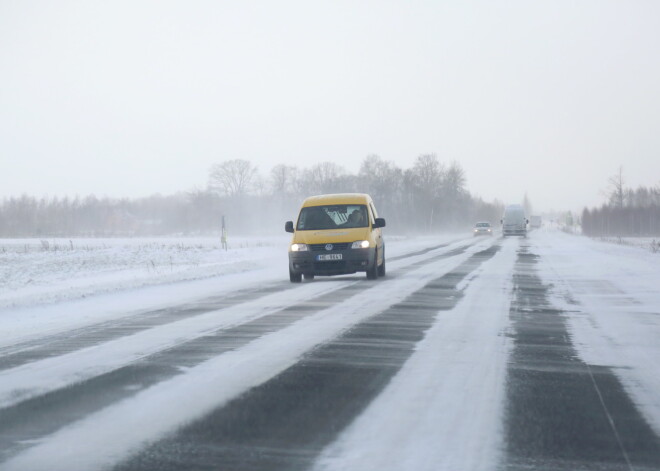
296,204 -> 369,230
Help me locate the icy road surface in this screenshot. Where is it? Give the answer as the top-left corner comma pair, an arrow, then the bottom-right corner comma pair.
0,231 -> 659,471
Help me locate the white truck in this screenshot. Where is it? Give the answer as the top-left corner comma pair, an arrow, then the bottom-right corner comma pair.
529,215 -> 542,229
501,204 -> 528,237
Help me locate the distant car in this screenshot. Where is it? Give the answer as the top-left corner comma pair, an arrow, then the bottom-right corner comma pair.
473,222 -> 493,236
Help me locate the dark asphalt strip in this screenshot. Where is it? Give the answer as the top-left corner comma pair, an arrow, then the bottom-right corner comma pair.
0,283 -> 290,371
112,244 -> 501,471
0,240 -> 467,372
503,247 -> 660,471
0,285 -> 364,463
0,241 -> 481,463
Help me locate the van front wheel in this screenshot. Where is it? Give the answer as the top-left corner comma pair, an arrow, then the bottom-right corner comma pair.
377,257 -> 386,277
366,251 -> 379,280
289,269 -> 302,283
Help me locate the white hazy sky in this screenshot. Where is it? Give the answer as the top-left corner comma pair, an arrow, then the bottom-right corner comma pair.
1,0 -> 659,212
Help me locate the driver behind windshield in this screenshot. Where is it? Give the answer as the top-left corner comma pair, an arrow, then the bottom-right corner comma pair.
344,207 -> 367,228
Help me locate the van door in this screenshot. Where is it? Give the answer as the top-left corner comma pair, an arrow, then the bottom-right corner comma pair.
369,202 -> 383,263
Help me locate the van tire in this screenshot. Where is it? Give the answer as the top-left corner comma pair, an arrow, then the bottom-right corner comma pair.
289,269 -> 302,283
377,257 -> 386,277
303,274 -> 315,281
366,251 -> 379,280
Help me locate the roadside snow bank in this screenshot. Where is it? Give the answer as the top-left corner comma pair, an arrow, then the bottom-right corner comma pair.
0,236 -> 289,309
1,235 -> 464,310
0,234 -> 465,348
594,236 -> 660,253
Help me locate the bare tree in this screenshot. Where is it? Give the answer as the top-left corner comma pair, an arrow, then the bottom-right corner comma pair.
358,155 -> 402,204
442,161 -> 468,227
208,159 -> 257,197
409,154 -> 446,231
411,154 -> 445,195
444,161 -> 466,198
607,166 -> 625,208
270,164 -> 299,196
300,162 -> 347,195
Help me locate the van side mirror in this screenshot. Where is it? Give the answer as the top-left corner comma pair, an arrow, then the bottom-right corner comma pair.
285,221 -> 294,233
500,219 -> 503,224
373,218 -> 386,229
526,219 -> 529,225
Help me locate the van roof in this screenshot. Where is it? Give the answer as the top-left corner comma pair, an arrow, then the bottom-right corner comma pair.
301,193 -> 372,207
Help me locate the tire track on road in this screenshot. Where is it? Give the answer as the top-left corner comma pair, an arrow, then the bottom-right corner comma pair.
0,239 -> 468,371
0,283 -> 288,371
112,244 -> 501,471
503,245 -> 660,471
0,239 -> 484,464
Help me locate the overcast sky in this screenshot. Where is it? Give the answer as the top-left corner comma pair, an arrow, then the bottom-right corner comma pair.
1,0 -> 659,212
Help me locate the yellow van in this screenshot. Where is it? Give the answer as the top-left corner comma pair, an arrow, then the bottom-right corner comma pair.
285,193 -> 386,282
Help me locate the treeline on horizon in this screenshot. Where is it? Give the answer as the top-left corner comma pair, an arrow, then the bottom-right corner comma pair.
582,184 -> 660,237
0,154 -> 505,237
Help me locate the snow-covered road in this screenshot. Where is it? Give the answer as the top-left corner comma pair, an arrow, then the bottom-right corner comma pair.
0,231 -> 659,471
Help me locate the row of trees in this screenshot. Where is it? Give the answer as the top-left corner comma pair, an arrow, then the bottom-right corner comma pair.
581,169 -> 660,236
582,205 -> 660,237
1,155 -> 504,237
0,193 -> 207,237
208,155 -> 503,233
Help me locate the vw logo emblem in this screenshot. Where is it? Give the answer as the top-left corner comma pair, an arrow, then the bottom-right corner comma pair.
325,244 -> 333,251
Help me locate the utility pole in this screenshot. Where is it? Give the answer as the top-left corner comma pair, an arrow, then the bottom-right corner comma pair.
221,215 -> 228,251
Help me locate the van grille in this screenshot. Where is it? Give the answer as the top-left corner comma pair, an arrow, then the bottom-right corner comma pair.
310,243 -> 350,251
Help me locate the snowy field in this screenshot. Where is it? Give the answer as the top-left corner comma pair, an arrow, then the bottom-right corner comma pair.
0,234 -> 457,310
595,236 -> 660,253
0,236 -> 288,309
1,230 -> 659,470
0,233 -> 465,347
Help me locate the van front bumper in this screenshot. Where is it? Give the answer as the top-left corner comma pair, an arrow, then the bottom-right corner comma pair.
289,247 -> 375,276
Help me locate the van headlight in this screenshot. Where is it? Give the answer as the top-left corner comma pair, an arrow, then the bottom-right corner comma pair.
351,240 -> 370,249
290,243 -> 309,252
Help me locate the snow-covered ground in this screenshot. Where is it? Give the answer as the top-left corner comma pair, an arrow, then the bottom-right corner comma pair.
0,235 -> 467,310
0,234 -> 465,348
0,236 -> 290,309
593,236 -> 660,253
2,230 -> 660,470
0,234 -> 493,471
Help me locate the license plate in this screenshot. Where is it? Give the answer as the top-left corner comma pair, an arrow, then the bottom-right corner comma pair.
316,254 -> 342,261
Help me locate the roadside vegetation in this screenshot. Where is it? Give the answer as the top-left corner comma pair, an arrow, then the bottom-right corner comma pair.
0,155 -> 503,237
581,168 -> 660,237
